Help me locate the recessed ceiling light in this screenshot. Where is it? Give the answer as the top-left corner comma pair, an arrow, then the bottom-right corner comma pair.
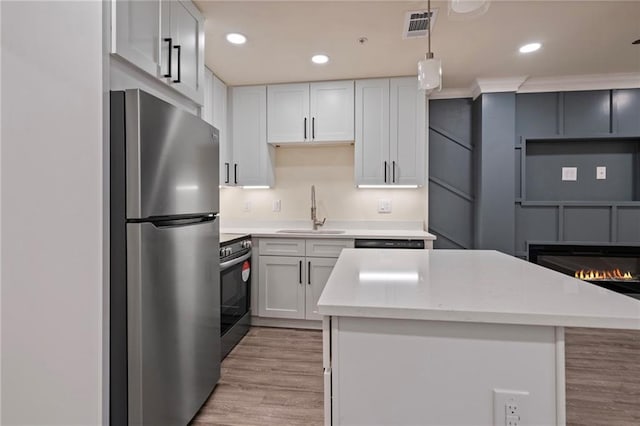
226,33 -> 247,45
519,42 -> 541,53
311,54 -> 329,64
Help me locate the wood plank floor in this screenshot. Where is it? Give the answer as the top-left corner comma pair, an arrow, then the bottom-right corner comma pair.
191,326 -> 640,425
190,327 -> 324,426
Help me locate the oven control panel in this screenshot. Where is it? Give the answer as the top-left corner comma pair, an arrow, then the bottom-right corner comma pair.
220,236 -> 252,261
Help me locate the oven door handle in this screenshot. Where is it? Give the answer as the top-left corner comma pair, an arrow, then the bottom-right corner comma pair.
220,251 -> 252,272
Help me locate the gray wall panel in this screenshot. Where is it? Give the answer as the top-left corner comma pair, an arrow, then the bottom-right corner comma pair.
526,140 -> 639,201
429,98 -> 473,145
515,149 -> 522,199
564,91 -> 611,136
617,207 -> 640,242
516,92 -> 559,138
563,207 -> 611,242
515,205 -> 558,253
614,89 -> 640,136
429,183 -> 474,248
428,98 -> 474,249
429,130 -> 474,196
474,93 -> 516,254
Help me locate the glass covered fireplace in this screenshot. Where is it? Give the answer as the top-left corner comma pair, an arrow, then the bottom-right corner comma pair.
529,244 -> 640,300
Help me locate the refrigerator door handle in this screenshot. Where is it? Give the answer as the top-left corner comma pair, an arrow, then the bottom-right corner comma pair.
139,214 -> 217,228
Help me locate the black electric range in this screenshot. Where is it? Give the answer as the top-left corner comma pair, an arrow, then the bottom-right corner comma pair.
219,233 -> 252,358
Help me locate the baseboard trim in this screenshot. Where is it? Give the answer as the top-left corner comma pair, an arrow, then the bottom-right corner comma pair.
250,316 -> 322,330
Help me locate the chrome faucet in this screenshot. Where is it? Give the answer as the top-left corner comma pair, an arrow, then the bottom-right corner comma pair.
311,185 -> 326,230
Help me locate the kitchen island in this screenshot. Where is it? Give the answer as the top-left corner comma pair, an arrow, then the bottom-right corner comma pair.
317,249 -> 640,426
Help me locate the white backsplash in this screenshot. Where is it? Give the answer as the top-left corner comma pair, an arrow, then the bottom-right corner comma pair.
220,145 -> 428,227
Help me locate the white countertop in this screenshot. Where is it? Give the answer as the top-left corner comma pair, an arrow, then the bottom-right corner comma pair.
221,227 -> 436,240
317,249 -> 640,330
220,219 -> 435,240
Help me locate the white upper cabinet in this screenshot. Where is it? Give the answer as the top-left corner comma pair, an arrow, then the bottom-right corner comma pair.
112,0 -> 205,105
202,68 -> 214,124
229,86 -> 274,187
203,69 -> 230,185
161,0 -> 205,105
355,76 -> 425,186
310,81 -> 355,142
267,83 -> 309,143
355,79 -> 390,185
389,77 -> 426,185
267,81 -> 354,144
213,75 -> 230,186
113,0 -> 161,76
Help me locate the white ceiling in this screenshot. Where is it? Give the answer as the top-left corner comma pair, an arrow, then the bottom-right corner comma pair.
195,1 -> 640,88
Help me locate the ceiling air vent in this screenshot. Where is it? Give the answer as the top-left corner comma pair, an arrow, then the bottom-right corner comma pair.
403,9 -> 438,39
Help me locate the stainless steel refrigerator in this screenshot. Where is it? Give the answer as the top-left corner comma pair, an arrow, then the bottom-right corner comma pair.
110,90 -> 220,425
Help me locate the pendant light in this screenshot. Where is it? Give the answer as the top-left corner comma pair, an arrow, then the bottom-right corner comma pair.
417,0 -> 442,92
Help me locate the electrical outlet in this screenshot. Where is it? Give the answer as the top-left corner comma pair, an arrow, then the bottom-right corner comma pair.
596,166 -> 607,180
272,199 -> 281,212
243,201 -> 251,212
493,389 -> 528,426
506,415 -> 520,426
562,167 -> 577,181
378,199 -> 392,213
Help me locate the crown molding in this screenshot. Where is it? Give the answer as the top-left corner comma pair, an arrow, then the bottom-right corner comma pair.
436,73 -> 640,101
427,88 -> 473,100
470,76 -> 529,99
517,72 -> 640,93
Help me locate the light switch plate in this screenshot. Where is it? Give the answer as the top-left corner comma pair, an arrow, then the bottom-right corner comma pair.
243,201 -> 251,212
562,167 -> 577,181
596,166 -> 606,180
272,199 -> 281,212
378,199 -> 392,213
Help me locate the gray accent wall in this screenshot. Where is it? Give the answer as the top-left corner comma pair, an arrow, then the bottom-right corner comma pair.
428,88 -> 640,256
474,93 -> 516,254
428,98 -> 474,249
514,89 -> 640,257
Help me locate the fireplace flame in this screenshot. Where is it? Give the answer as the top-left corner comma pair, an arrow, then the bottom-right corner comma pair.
574,268 -> 633,281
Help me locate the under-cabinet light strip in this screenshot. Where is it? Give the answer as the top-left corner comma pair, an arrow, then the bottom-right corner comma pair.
358,185 -> 420,189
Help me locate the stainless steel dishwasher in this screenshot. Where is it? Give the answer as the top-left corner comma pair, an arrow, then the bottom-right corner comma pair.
354,239 -> 426,249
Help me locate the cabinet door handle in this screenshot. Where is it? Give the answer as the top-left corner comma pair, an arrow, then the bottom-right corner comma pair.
392,161 -> 396,183
299,260 -> 303,284
234,163 -> 238,184
304,117 -> 307,140
384,161 -> 387,183
308,261 -> 311,285
172,45 -> 181,83
312,117 -> 315,139
224,163 -> 230,184
163,38 -> 172,78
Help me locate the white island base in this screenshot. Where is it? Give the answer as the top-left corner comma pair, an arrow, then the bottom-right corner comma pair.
318,249 -> 640,426
324,316 -> 564,425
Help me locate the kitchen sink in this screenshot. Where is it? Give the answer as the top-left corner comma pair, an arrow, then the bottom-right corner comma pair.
276,229 -> 346,235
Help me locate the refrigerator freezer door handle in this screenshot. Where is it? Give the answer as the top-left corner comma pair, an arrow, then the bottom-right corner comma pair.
146,214 -> 217,228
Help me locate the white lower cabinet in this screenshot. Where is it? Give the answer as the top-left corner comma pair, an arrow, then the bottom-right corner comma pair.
306,258 -> 338,321
258,255 -> 306,319
258,238 -> 353,321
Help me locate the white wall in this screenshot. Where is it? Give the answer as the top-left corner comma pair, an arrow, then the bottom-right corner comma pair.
1,2 -> 104,424
220,145 -> 428,223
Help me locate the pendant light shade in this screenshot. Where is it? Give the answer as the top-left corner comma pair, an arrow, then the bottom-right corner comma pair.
417,0 -> 442,92
418,54 -> 442,91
